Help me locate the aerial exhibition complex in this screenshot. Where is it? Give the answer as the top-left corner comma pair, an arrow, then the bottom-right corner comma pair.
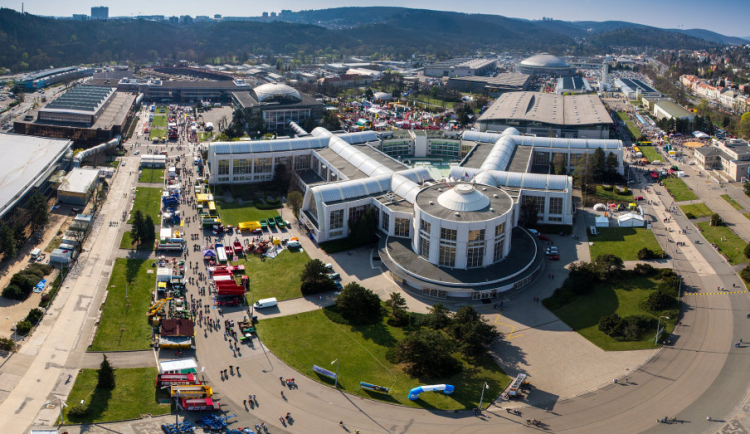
3,4 -> 750,433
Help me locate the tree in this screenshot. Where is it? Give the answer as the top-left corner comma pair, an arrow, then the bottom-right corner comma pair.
427,303 -> 452,330
0,224 -> 16,259
287,191 -> 303,218
448,306 -> 500,358
520,198 -> 539,229
142,215 -> 156,244
364,88 -> 374,100
552,153 -> 567,175
385,292 -> 409,326
710,213 -> 723,226
395,329 -> 460,377
300,259 -> 336,295
130,210 -> 144,246
590,147 -> 605,182
348,207 -> 378,246
593,254 -> 625,279
27,192 -> 49,234
322,110 -> 340,131
12,223 -> 25,249
740,113 -> 750,139
745,243 -> 750,259
98,355 -> 116,389
273,164 -> 290,193
744,181 -> 750,197
573,154 -> 590,188
605,152 -> 619,179
334,282 -> 382,325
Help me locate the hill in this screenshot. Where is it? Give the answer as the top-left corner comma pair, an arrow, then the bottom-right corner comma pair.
670,29 -> 748,46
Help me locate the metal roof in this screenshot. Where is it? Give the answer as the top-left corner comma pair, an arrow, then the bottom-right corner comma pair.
43,85 -> 115,114
59,168 -> 100,194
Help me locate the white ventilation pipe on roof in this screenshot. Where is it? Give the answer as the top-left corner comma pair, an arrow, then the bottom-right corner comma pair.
72,135 -> 121,168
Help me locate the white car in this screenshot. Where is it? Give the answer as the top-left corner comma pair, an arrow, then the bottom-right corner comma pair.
134,150 -> 140,155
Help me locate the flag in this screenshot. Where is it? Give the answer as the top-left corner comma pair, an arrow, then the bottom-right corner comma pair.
464,170 -> 469,179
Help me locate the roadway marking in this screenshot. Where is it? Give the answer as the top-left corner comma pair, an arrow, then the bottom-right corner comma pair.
688,291 -> 749,296
493,315 -> 522,339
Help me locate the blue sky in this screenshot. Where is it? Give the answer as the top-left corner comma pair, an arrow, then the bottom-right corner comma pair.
3,0 -> 749,36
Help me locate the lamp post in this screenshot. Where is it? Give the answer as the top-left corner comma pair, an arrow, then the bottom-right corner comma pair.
331,359 -> 340,389
478,382 -> 489,411
655,316 -> 670,345
44,398 -> 67,425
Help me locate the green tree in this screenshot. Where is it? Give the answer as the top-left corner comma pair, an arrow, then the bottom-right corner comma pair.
364,88 -> 374,100
552,153 -> 567,175
740,113 -> 750,139
605,152 -> 619,178
97,355 -> 116,389
322,110 -> 340,131
744,181 -> 750,197
395,329 -> 460,377
593,254 -> 625,279
287,191 -> 303,217
448,306 -> 500,358
300,259 -> 336,295
130,210 -> 144,246
12,223 -> 25,249
427,302 -> 452,330
0,224 -> 16,259
710,213 -> 723,226
334,282 -> 381,325
27,192 -> 49,233
590,147 -> 606,182
142,215 -> 156,243
385,292 -> 409,326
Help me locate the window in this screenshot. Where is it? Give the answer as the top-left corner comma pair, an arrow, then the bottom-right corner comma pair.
522,195 -> 544,214
493,238 -> 505,262
218,159 -> 230,175
419,235 -> 430,259
329,209 -> 344,230
275,156 -> 289,169
254,157 -> 272,173
440,228 -> 457,241
438,245 -> 456,267
495,223 -> 505,237
466,245 -> 484,268
294,154 -> 311,170
468,229 -> 485,242
232,158 -> 251,174
420,219 -> 431,234
349,205 -> 369,223
548,197 -> 563,215
394,218 -> 410,237
381,212 -> 390,231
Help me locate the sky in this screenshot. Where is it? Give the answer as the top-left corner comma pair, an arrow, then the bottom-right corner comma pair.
3,0 -> 749,37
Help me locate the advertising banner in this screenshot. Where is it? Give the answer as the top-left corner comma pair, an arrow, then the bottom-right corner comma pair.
313,365 -> 337,380
360,382 -> 390,394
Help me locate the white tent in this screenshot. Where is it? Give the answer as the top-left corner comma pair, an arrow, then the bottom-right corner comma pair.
157,267 -> 172,282
618,213 -> 645,227
159,357 -> 198,374
593,203 -> 607,211
595,215 -> 610,228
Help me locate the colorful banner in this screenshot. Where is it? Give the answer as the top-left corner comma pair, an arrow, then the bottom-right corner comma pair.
360,382 -> 389,394
312,365 -> 337,380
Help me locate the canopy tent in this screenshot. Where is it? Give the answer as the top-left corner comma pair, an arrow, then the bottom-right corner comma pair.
618,212 -> 645,227
595,215 -> 610,228
593,203 -> 606,211
159,357 -> 198,374
693,131 -> 710,139
202,249 -> 216,258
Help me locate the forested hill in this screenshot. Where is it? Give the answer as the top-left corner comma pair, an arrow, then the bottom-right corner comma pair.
0,7 -> 725,73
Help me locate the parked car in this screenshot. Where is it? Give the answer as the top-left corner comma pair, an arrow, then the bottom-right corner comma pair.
545,247 -> 558,256
548,254 -> 560,261
538,234 -> 551,241
328,273 -> 341,280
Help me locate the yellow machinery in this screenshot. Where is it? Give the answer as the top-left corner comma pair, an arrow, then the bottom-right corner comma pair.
170,385 -> 213,398
148,297 -> 172,318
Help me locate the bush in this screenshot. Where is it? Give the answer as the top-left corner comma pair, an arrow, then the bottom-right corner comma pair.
0,337 -> 14,351
657,275 -> 681,298
25,308 -> 44,324
2,284 -> 26,300
620,315 -> 655,341
637,247 -> 658,260
633,263 -> 658,276
710,213 -> 723,226
322,306 -> 349,325
14,320 -> 32,336
741,264 -> 750,283
39,275 -> 63,308
685,212 -> 696,219
334,282 -> 382,325
598,314 -> 622,336
745,243 -> 750,259
642,291 -> 677,312
67,404 -> 88,419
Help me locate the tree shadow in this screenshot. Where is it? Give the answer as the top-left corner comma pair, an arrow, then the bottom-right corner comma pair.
350,321 -> 398,348
69,385 -> 113,424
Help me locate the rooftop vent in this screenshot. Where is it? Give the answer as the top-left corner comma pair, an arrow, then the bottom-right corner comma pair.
454,212 -> 460,217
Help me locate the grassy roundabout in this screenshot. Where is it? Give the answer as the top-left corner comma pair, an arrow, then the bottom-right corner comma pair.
128,187 -> 162,224
139,168 -> 165,184
679,203 -> 713,219
64,367 -> 169,423
90,259 -> 155,351
216,200 -> 278,227
241,249 -> 310,302
259,308 -> 510,409
589,227 -> 663,261
696,222 -> 748,265
662,178 -> 698,202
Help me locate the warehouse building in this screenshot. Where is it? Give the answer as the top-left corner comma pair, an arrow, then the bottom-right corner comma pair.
57,168 -> 100,205
556,76 -> 592,95
652,100 -> 695,123
38,86 -> 116,125
476,92 -> 613,139
616,78 -> 662,99
446,73 -> 531,95
0,134 -> 73,226
110,77 -> 252,102
514,54 -> 575,77
424,58 -> 496,78
16,66 -> 94,90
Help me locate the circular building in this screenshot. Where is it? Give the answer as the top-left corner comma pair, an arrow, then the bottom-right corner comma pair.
252,83 -> 303,104
515,54 -> 575,77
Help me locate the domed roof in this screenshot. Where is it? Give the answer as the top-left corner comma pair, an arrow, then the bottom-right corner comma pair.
520,54 -> 569,68
253,83 -> 302,103
437,183 -> 490,212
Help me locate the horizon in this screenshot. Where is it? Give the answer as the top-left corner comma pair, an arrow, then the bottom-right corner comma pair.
1,0 -> 749,38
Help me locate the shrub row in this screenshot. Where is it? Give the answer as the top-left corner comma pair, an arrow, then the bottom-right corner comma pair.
2,263 -> 53,301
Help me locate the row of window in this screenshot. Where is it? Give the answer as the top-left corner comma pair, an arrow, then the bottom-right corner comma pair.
521,196 -> 564,215
216,155 -> 311,176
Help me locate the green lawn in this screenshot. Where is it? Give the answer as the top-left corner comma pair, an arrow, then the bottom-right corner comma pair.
260,309 -> 510,409
45,236 -> 62,253
216,200 -> 278,227
156,106 -> 167,114
679,203 -> 713,219
64,367 -> 169,424
589,227 -> 664,261
128,187 -> 162,224
412,95 -> 456,109
696,222 -> 748,265
662,177 -> 698,202
544,276 -> 676,351
721,194 -> 743,210
151,115 -> 167,128
593,185 -> 633,203
119,232 -> 156,250
198,132 -> 213,141
241,249 -> 309,302
139,168 -> 164,184
149,129 -> 166,140
90,259 -> 155,351
616,111 -> 630,122
639,146 -> 661,163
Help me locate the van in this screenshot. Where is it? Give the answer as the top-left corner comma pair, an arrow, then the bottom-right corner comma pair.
287,240 -> 301,249
30,248 -> 41,260
254,297 -> 278,309
589,226 -> 598,236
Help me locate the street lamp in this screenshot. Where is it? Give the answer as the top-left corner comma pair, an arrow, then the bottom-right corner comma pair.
478,381 -> 489,412
44,398 -> 67,425
655,316 -> 670,345
331,359 -> 340,388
